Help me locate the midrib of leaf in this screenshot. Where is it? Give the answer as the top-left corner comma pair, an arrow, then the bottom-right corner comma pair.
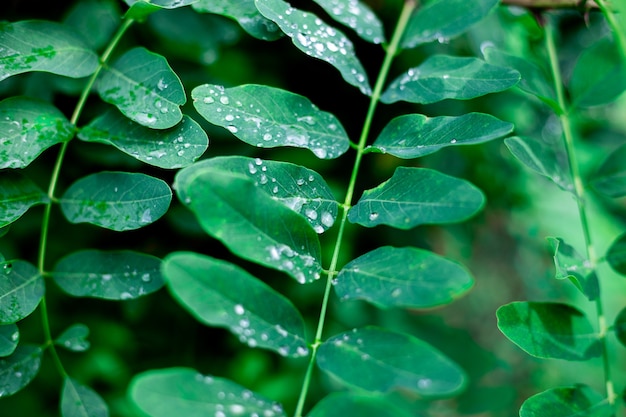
0,272 -> 39,303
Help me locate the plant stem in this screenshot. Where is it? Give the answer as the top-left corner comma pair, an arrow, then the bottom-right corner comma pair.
292,2 -> 416,416
594,0 -> 626,63
545,16 -> 617,409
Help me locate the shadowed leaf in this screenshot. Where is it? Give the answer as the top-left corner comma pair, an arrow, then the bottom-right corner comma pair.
61,377 -> 109,417
520,385 -> 612,417
0,260 -> 44,324
0,172 -> 49,228
313,0 -> 385,44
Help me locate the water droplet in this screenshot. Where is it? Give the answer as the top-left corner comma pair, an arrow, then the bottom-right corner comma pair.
391,288 -> 402,297
305,209 -> 317,220
220,96 -> 230,105
296,345 -> 309,356
296,178 -> 305,186
369,212 -> 379,221
141,209 -> 152,223
11,331 -> 18,342
263,133 -> 272,141
203,97 -> 214,104
418,378 -> 432,389
234,304 -> 245,315
278,346 -> 290,356
275,324 -> 288,337
225,114 -> 234,121
157,78 -> 168,90
149,150 -> 167,159
102,274 -> 112,281
312,148 -> 327,158
120,292 -> 133,300
313,225 -> 324,234
450,138 -> 457,143
226,125 -> 238,134
135,113 -> 156,125
321,212 -> 334,227
239,318 -> 250,328
141,273 -> 151,282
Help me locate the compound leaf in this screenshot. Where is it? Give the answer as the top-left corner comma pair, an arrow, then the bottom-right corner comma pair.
0,324 -> 19,357
0,172 -> 49,228
61,378 -> 109,417
547,237 -> 598,301
0,344 -> 42,397
591,143 -> 626,198
307,393 -> 413,417
312,0 -> 385,44
520,385 -> 613,417
55,324 -> 90,352
0,260 -> 44,324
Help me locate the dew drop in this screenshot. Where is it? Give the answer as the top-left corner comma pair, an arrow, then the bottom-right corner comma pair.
321,212 -> 334,227
219,96 -> 230,105
225,114 -> 235,121
203,97 -> 215,104
141,273 -> 151,282
234,304 -> 245,315
369,212 -> 379,221
120,292 -> 133,300
102,274 -> 112,281
275,324 -> 288,337
296,178 -> 305,186
450,138 -> 457,143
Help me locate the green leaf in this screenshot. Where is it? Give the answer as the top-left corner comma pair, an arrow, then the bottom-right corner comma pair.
175,159 -> 322,284
255,0 -> 372,95
0,96 -> 75,169
124,0 -> 198,21
59,172 -> 172,231
547,237 -> 598,301
368,113 -> 513,159
0,260 -> 44,324
0,20 -> 99,81
591,143 -> 626,198
192,84 -> 349,159
335,246 -> 473,309
615,307 -> 626,348
64,0 -> 120,51
348,167 -> 484,229
401,0 -> 498,49
496,301 -> 601,361
0,172 -> 49,228
192,0 -> 282,41
520,385 -> 613,417
97,47 -> 186,129
0,344 -> 42,397
317,327 -> 466,396
61,377 -> 109,417
312,0 -> 385,44
52,250 -> 164,300
0,324 -> 19,357
306,393 -> 413,417
78,111 -> 208,169
55,324 -> 90,352
129,368 -> 287,417
164,252 -> 309,357
380,55 -> 520,104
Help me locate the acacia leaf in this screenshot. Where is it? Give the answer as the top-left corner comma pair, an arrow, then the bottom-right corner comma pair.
59,172 -> 172,231
0,172 -> 49,228
0,324 -> 19,357
606,232 -> 626,276
61,378 -> 109,417
520,385 -> 613,417
591,143 -> 626,198
0,260 -> 44,324
306,393 -> 413,417
0,344 -> 42,397
547,237 -> 598,301
124,0 -> 198,21
55,324 -> 90,352
312,0 -> 385,44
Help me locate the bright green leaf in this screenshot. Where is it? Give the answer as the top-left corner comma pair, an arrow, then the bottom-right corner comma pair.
0,260 -> 44,324
368,112 -> 512,159
64,0 -> 120,51
348,167 -> 484,229
0,20 -> 98,81
381,55 -> 520,104
520,385 -> 613,417
255,0 -> 372,95
317,327 -> 466,396
591,143 -> 626,198
97,47 -> 186,129
55,324 -> 90,352
0,172 -> 49,228
335,246 -> 473,309
496,301 -> 601,361
52,250 -> 164,300
129,367 -> 287,417
607,233 -> 626,276
164,252 -> 309,357
306,393 -> 412,417
59,172 -> 172,231
192,84 -> 349,159
124,0 -> 198,21
0,96 -> 74,169
0,324 -> 19,357
547,237 -> 598,301
79,111 -> 208,169
615,307 -> 626,348
0,344 -> 42,397
312,0 -> 385,44
61,377 -> 109,417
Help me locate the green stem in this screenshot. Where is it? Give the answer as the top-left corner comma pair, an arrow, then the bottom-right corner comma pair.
594,0 -> 626,63
292,2 -> 416,416
545,17 -> 617,409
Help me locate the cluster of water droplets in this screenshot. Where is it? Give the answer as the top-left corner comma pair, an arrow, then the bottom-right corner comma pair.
264,242 -> 319,284
83,266 -> 154,299
322,0 -> 384,44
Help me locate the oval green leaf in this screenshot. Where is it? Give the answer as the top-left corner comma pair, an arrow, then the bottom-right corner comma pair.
192,84 -> 349,159
368,113 -> 512,159
307,393 -> 413,417
64,0 -> 120,51
79,111 -> 208,169
0,96 -> 75,169
335,246 -> 473,309
0,344 -> 42,397
496,301 -> 601,361
0,324 -> 19,357
61,377 -> 109,417
255,0 -> 372,95
381,55 -> 520,104
55,324 -> 90,352
129,368 -> 287,417
317,327 -> 466,396
615,307 -> 626,348
52,250 -> 164,300
97,47 -> 186,129
60,172 -> 172,231
0,20 -> 98,81
520,385 -> 613,417
591,143 -> 626,198
0,172 -> 49,228
547,237 -> 598,301
312,0 -> 385,44
348,167 -> 484,229
124,0 -> 197,21
0,260 -> 44,324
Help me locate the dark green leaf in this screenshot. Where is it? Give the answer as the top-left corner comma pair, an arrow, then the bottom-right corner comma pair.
124,0 -> 197,21
59,172 -> 172,231
192,84 -> 349,159
97,47 -> 186,129
496,302 -> 601,361
348,167 -> 484,229
0,20 -> 98,81
0,324 -> 19,357
255,0 -> 372,95
381,55 -> 520,104
306,393 -> 412,417
0,172 -> 49,228
615,307 -> 626,348
64,0 -> 120,51
55,324 -> 90,352
79,111 -> 208,169
0,96 -> 74,169
520,385 -> 612,417
607,233 -> 626,276
312,0 -> 385,44
547,237 -> 598,301
61,377 -> 109,417
368,112 -> 512,159
317,327 -> 466,396
52,250 -> 164,300
591,143 -> 626,198
0,344 -> 42,397
129,368 -> 287,417
335,246 -> 473,309
0,260 -> 44,324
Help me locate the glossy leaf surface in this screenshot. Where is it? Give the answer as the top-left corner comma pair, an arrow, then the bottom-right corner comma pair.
0,344 -> 42,397
255,0 -> 372,95
313,0 -> 385,44
591,143 -> 626,198
55,324 -> 90,352
52,250 -> 164,300
164,252 -> 309,357
317,327 -> 465,396
496,302 -> 601,361
0,324 -> 19,357
0,260 -> 44,324
348,167 -> 484,229
0,20 -> 98,81
381,55 -> 519,104
97,47 -> 185,129
61,377 -> 109,417
335,246 -> 473,308
124,0 -> 197,21
60,172 -> 172,231
0,172 -> 49,228
129,368 -> 287,417
547,237 -> 598,301
79,111 -> 208,169
192,84 -> 349,159
0,96 -> 74,169
607,232 -> 626,276
520,385 -> 613,417
307,393 -> 412,417
369,113 -> 512,159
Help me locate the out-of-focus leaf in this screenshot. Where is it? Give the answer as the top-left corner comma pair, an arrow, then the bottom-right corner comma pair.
0,260 -> 44,324
607,232 -> 626,276
0,345 -> 42,397
306,393 -> 412,417
55,324 -> 90,352
591,143 -> 626,198
0,324 -> 19,357
312,0 -> 385,44
547,237 -> 598,301
124,0 -> 198,21
64,0 -> 120,51
0,172 -> 48,228
61,377 -> 109,417
520,385 -> 612,417
615,307 -> 626,348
